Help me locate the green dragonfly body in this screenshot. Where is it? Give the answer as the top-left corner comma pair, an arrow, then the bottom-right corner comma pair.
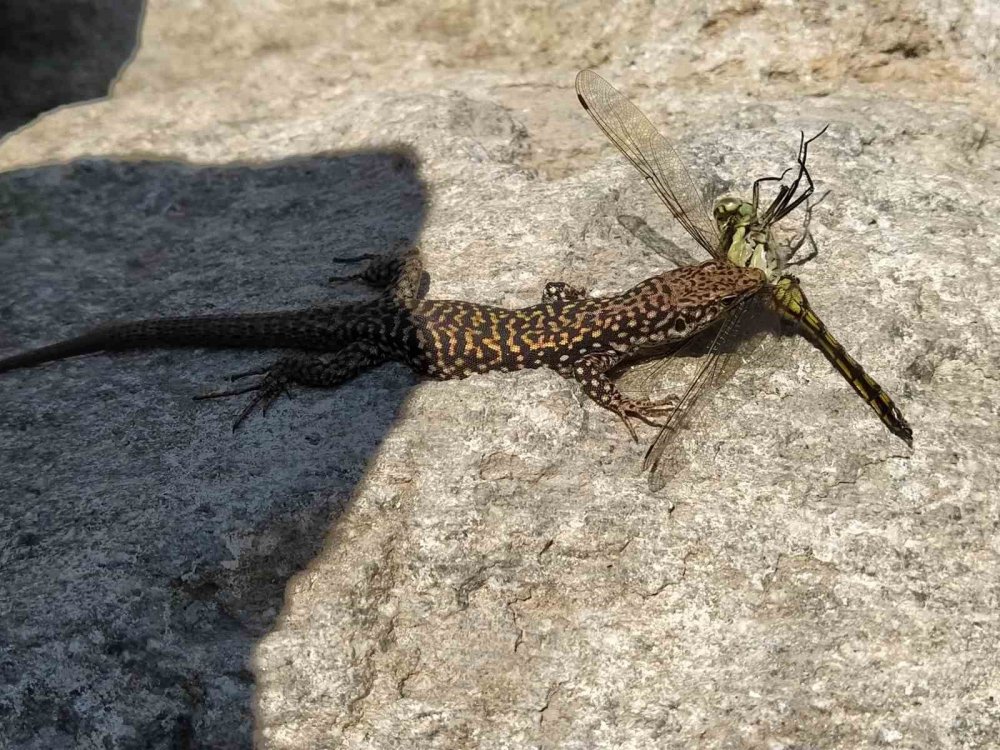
575,69 -> 912,476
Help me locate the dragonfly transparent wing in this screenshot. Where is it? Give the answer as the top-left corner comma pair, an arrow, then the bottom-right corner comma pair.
576,69 -> 722,260
640,312 -> 745,489
631,298 -> 780,490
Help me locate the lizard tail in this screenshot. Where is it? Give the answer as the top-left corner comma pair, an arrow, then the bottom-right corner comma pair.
0,311 -> 358,374
0,329 -> 115,373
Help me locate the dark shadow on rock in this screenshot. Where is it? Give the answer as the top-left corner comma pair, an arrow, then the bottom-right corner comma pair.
0,0 -> 145,137
0,149 -> 426,749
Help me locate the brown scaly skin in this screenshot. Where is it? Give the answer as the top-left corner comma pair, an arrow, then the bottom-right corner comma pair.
0,248 -> 764,434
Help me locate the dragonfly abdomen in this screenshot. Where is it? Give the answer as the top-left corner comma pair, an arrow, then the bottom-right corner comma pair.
772,277 -> 913,445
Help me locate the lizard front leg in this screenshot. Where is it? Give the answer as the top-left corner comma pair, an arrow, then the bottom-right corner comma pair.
541,281 -> 588,303
565,351 -> 678,441
195,341 -> 388,430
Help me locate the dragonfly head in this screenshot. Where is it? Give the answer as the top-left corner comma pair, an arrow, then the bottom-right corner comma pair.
713,196 -> 752,224
714,197 -> 781,280
713,197 -> 755,249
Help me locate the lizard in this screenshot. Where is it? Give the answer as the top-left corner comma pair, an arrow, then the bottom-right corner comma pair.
0,247 -> 765,438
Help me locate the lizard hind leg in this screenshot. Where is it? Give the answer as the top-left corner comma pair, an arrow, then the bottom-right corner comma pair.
194,341 -> 388,431
328,246 -> 426,305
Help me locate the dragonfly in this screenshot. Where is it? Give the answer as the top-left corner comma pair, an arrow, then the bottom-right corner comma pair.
574,69 -> 912,482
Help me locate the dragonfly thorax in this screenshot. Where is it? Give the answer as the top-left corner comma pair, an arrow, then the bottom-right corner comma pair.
713,197 -> 781,281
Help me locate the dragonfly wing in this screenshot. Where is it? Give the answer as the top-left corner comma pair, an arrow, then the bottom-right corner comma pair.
576,69 -> 722,259
642,329 -> 743,491
613,289 -> 771,401
614,326 -> 712,397
636,299 -> 779,491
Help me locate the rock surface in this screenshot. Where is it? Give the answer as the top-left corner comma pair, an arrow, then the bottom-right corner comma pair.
1,1 -> 998,748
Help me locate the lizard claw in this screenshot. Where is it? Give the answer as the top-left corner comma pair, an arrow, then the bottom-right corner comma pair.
615,395 -> 678,437
616,411 -> 639,443
194,365 -> 293,430
194,382 -> 260,401
629,395 -> 678,421
327,273 -> 364,286
327,253 -> 378,286
230,384 -> 282,431
228,365 -> 270,382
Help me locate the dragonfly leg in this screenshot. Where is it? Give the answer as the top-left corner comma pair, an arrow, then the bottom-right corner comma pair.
194,342 -> 388,430
541,281 -> 589,303
567,352 -> 679,442
752,168 -> 792,216
761,126 -> 829,226
786,232 -> 820,268
785,190 -> 829,267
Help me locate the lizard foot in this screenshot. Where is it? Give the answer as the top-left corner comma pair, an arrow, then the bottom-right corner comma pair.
195,364 -> 294,431
193,346 -> 387,431
631,394 -> 680,420
614,398 -> 679,443
618,395 -> 680,440
327,244 -> 420,293
327,253 -> 379,286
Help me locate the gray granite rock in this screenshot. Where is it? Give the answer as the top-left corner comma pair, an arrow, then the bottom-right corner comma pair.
1,1 -> 998,748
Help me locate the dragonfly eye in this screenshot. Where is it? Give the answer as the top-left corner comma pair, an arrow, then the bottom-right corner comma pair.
714,197 -> 741,222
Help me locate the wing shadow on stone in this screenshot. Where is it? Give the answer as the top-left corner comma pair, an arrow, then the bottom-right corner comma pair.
0,149 -> 426,748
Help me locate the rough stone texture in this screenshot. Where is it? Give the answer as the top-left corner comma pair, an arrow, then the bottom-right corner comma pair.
1,1 -> 998,748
